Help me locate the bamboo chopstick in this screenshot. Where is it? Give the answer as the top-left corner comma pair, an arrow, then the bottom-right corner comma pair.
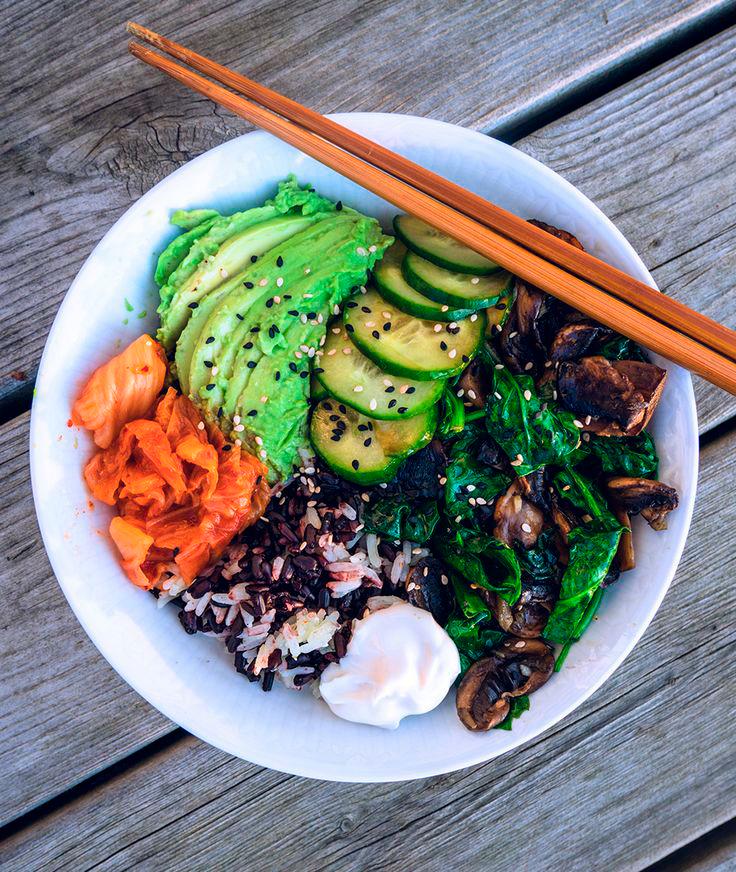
127,36 -> 736,395
127,21 -> 736,367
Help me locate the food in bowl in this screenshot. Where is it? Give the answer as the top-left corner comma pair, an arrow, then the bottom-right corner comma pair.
71,176 -> 679,731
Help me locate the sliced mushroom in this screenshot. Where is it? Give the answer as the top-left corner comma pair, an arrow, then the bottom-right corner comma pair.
613,506 -> 635,572
456,638 -> 555,731
605,476 -> 679,531
497,281 -> 547,374
528,219 -> 585,251
557,355 -> 667,436
457,358 -> 490,408
550,319 -> 611,363
404,557 -> 453,625
493,480 -> 544,548
481,580 -> 558,639
518,469 -> 551,513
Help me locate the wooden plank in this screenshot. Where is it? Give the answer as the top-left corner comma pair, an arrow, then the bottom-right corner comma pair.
516,24 -> 736,432
2,427 -> 734,871
0,413 -> 172,828
0,0 -> 730,408
2,15 -> 735,829
652,820 -> 736,872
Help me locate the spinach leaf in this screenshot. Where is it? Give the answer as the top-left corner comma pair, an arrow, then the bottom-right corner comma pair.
599,335 -> 649,362
435,531 -> 521,605
495,694 -> 530,730
444,427 -> 509,526
445,576 -> 505,674
485,363 -> 581,475
515,527 -> 559,583
543,520 -> 622,645
553,467 -> 619,527
587,431 -> 658,478
362,495 -> 439,544
438,386 -> 466,439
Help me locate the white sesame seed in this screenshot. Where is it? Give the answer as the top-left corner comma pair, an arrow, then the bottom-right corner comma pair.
342,347 -> 352,355
573,419 -> 584,428
273,295 -> 281,304
582,513 -> 593,523
303,293 -> 313,299
439,476 -> 447,485
509,331 -> 519,339
466,484 -> 476,492
456,388 -> 465,398
365,320 -> 375,327
294,350 -> 303,359
260,449 -> 267,459
441,305 -> 449,312
258,278 -> 268,287
333,305 -> 340,315
449,348 -> 457,359
360,285 -> 367,294
449,322 -> 458,329
275,277 -> 284,288
476,497 -> 487,506
495,363 -> 504,370
234,438 -> 242,446
562,485 -> 571,491
383,378 -> 393,387
197,421 -> 205,431
219,268 -> 228,279
399,384 -> 409,394
455,515 -> 462,523
233,415 -> 241,425
585,415 -> 592,425
354,385 -> 364,393
441,574 -> 449,585
521,522 -> 532,533
369,399 -> 377,410
356,246 -> 368,256
255,436 -> 263,446
260,395 -> 268,403
494,391 -> 502,400
211,367 -> 218,376
470,277 -> 480,285
552,389 -> 558,400
433,324 -> 442,332
317,313 -> 324,324
382,311 -> 391,319
327,348 -> 337,356
308,347 -> 315,358
523,389 -> 532,401
300,314 -> 308,324
468,389 -> 477,400
233,423 -> 244,432
470,313 -> 478,322
332,326 -> 341,334
469,497 -> 477,506
524,362 -> 534,371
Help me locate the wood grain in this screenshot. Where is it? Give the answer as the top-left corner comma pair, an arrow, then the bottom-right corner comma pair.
2,427 -> 734,872
0,413 -> 172,827
0,0 -> 730,408
518,24 -> 736,430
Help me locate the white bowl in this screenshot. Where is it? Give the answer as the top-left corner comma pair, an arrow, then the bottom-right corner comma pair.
30,114 -> 697,781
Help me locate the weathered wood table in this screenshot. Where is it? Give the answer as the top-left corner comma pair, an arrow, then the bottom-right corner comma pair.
1,2 -> 735,869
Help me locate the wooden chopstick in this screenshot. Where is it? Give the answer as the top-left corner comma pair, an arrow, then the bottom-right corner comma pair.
127,21 -> 736,367
127,37 -> 736,395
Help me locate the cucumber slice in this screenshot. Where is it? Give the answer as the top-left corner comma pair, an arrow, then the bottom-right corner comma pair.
402,250 -> 513,310
310,397 -> 437,484
373,243 -> 474,322
394,214 -> 500,275
344,287 -> 485,381
316,324 -> 444,419
485,292 -> 514,337
311,375 -> 328,402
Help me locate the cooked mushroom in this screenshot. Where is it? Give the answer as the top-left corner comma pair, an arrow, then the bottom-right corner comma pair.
482,580 -> 558,638
518,469 -> 551,513
493,480 -> 545,548
497,281 -> 547,374
605,476 -> 679,530
528,219 -> 585,251
557,355 -> 667,436
456,638 -> 555,731
612,506 -> 635,571
404,557 -> 453,625
457,358 -> 490,408
550,319 -> 611,362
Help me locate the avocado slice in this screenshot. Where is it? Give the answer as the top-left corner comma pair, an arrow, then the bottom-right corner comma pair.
154,214 -> 219,287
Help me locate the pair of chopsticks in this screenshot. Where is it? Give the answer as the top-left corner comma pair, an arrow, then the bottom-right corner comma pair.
127,22 -> 736,394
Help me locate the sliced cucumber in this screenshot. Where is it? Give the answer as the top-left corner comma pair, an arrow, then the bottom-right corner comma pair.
343,286 -> 485,381
394,214 -> 500,275
311,375 -> 328,402
316,323 -> 444,419
485,292 -> 515,337
310,397 -> 437,485
373,243 -> 474,322
402,250 -> 513,310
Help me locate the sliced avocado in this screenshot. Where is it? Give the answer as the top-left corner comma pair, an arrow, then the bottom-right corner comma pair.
170,208 -> 221,230
159,213 -> 324,349
154,215 -> 219,287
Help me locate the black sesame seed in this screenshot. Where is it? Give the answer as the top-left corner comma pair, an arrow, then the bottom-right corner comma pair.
206,383 -> 215,390
218,407 -> 223,417
204,361 -> 213,368
276,255 -> 283,267
398,406 -> 408,414
289,362 -> 298,373
338,404 -> 347,414
307,312 -> 317,319
332,428 -> 343,437
440,341 -> 448,351
335,200 -> 343,211
266,298 -> 274,308
371,330 -> 380,340
313,367 -> 325,374
288,309 -> 299,316
357,423 -> 369,431
250,255 -> 258,263
383,322 -> 391,331
345,324 -> 355,334
495,301 -> 506,310
236,313 -> 244,320
268,325 -> 276,338
336,420 -> 346,431
275,371 -> 281,381
300,371 -> 308,378
388,399 -> 397,409
385,386 -> 395,393
351,459 -> 360,470
251,326 -> 260,333
462,355 -> 469,363
247,361 -> 257,369
361,306 -> 371,314
346,301 -> 358,308
222,444 -> 232,451
246,409 -> 258,417
255,475 -> 263,485
284,294 -> 292,300
188,302 -> 199,309
244,341 -> 254,349
206,336 -> 215,344
244,281 -> 254,289
324,402 -> 333,411
172,547 -> 180,556
330,415 -> 340,422
363,438 -> 372,447
406,386 -> 416,394
330,435 -> 341,442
